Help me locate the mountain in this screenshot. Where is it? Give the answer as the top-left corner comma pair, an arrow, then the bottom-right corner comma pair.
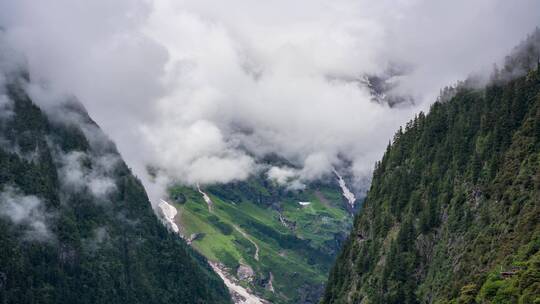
322,31 -> 540,304
162,167 -> 357,303
0,63 -> 231,302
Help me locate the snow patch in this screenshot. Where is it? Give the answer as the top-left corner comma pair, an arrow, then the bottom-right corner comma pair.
197,183 -> 213,212
210,262 -> 267,304
333,169 -> 356,208
158,199 -> 179,233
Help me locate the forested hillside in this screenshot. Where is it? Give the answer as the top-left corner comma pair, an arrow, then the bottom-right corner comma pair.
0,63 -> 231,303
322,32 -> 540,303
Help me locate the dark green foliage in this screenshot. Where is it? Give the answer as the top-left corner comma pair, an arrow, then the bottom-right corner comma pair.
322,43 -> 540,303
207,215 -> 234,235
169,188 -> 187,204
0,75 -> 231,303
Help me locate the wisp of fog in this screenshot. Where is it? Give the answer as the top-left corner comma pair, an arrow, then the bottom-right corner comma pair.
1,0 -> 539,205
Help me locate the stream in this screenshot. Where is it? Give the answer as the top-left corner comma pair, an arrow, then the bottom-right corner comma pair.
333,169 -> 356,209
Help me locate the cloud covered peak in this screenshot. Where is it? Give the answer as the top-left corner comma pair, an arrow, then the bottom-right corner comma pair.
1,0 -> 539,202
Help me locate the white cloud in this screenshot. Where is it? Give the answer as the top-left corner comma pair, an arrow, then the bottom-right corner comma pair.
0,187 -> 53,241
0,94 -> 13,119
1,0 -> 539,202
58,151 -> 118,198
267,166 -> 298,186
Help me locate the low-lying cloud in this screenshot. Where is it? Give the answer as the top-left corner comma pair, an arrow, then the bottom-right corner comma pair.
1,0 -> 539,204
0,94 -> 13,120
0,187 -> 54,241
57,151 -> 118,198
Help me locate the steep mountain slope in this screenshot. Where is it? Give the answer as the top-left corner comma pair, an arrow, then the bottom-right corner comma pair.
322,34 -> 540,303
165,172 -> 356,303
0,65 -> 231,302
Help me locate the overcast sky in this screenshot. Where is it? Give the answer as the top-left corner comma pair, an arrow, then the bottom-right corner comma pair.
1,0 -> 539,203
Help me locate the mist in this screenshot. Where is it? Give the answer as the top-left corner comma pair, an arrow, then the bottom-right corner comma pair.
1,0 -> 539,204
0,187 -> 54,241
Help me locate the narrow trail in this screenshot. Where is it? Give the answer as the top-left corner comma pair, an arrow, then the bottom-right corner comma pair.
266,272 -> 275,293
232,224 -> 260,261
196,185 -> 260,261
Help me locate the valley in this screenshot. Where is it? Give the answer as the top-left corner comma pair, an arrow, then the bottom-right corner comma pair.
165,175 -> 355,303
2,3 -> 539,304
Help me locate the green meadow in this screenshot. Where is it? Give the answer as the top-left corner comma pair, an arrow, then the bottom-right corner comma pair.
169,179 -> 353,303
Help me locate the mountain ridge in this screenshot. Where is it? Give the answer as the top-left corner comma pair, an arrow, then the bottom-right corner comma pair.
321,31 -> 540,304
0,63 -> 232,303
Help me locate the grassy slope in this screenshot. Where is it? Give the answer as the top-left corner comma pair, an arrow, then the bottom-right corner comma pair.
171,181 -> 352,303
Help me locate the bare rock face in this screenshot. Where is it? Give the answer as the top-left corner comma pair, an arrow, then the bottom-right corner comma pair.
237,264 -> 255,282
230,290 -> 247,304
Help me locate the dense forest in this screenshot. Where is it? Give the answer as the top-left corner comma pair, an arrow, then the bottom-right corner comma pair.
0,63 -> 231,303
322,31 -> 540,303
